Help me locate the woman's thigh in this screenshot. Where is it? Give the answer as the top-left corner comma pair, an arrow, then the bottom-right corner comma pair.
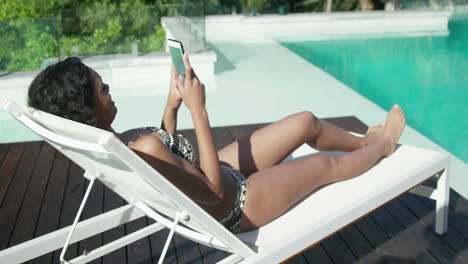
238,153 -> 334,232
218,111 -> 317,176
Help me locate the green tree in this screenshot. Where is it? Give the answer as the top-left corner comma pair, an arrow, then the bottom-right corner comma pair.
0,0 -> 168,72
59,1 -> 166,56
0,0 -> 77,20
0,18 -> 58,71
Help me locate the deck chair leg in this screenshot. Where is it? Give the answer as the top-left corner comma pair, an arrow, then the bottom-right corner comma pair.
60,174 -> 96,264
435,168 -> 450,234
158,212 -> 183,264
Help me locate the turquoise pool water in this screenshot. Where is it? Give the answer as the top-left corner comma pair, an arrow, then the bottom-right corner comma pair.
282,14 -> 468,163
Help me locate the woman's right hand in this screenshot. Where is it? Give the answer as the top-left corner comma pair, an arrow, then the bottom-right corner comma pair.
176,54 -> 206,113
176,55 -> 223,202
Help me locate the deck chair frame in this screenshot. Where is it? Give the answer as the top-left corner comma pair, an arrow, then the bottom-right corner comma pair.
0,99 -> 450,264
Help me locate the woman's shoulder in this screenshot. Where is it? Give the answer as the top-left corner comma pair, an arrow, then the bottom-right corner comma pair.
122,126 -> 162,135
127,132 -> 165,156
119,127 -> 164,144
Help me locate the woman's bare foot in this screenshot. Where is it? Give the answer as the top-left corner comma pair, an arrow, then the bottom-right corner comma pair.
380,105 -> 406,157
362,124 -> 384,147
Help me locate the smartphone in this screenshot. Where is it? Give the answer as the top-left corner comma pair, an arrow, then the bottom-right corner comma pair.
167,39 -> 186,80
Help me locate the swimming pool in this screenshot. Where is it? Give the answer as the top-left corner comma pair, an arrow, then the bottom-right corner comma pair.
281,13 -> 468,163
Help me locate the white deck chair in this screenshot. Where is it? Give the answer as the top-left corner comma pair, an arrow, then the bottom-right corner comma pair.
0,99 -> 450,264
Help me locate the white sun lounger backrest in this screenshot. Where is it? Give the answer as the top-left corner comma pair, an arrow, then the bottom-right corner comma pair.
1,99 -> 254,257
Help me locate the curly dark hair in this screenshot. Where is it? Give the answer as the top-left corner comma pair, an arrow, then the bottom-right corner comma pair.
28,57 -> 99,127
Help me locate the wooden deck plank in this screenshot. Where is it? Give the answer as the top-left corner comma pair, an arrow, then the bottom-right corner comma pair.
0,143 -> 9,165
370,207 -> 440,264
339,225 -> 387,264
426,178 -> 468,222
451,191 -> 468,223
31,151 -> 71,264
126,217 -> 153,264
212,126 -> 235,150
173,234 -> 203,264
354,214 -> 413,264
419,195 -> 468,241
199,245 -> 227,264
77,180 -> 104,264
0,143 -> 26,206
225,124 -> 257,141
8,143 -> 55,247
101,184 -> 127,264
149,219 -> 178,264
221,116 -> 367,146
302,244 -> 334,264
0,141 -> 41,250
325,116 -> 369,134
221,124 -> 259,176
51,161 -> 86,264
285,254 -> 309,264
419,179 -> 468,239
321,235 -> 358,263
399,193 -> 468,261
385,199 -> 465,264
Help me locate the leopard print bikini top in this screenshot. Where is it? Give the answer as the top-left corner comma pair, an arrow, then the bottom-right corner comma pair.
120,127 -> 200,169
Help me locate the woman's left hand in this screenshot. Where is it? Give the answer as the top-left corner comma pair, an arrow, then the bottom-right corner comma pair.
166,64 -> 182,110
176,54 -> 206,113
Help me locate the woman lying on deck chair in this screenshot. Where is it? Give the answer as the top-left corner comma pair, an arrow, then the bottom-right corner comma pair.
27,56 -> 406,234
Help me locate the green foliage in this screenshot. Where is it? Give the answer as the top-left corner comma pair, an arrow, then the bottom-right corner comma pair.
257,0 -> 272,10
58,1 -> 165,56
0,0 -> 167,72
140,25 -> 166,52
203,0 -> 234,14
0,18 -> 58,71
0,0 -> 76,20
334,0 -> 359,11
240,0 -> 271,12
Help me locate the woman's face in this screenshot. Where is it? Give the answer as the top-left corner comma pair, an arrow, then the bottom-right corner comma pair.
91,69 -> 117,129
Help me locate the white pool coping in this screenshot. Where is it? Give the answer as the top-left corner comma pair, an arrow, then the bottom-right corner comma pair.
206,10 -> 451,42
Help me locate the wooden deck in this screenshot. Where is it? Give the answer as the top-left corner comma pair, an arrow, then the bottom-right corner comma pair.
0,116 -> 467,264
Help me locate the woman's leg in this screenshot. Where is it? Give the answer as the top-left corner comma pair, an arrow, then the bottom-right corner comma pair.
239,106 -> 406,231
219,110 -> 374,176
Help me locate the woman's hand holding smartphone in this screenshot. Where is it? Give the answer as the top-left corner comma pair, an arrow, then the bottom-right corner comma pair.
168,39 -> 186,81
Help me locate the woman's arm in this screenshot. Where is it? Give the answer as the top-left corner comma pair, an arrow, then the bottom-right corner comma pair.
160,106 -> 178,134
160,65 -> 182,134
176,54 -> 224,201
